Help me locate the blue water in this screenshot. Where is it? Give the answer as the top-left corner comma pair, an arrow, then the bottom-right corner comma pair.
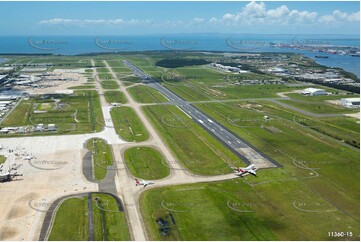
0,34 -> 359,77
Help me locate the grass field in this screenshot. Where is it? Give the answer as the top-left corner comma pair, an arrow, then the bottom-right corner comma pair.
160,66 -> 306,101
163,82 -> 304,101
1,90 -> 104,135
110,107 -> 149,142
142,105 -> 244,175
91,193 -> 131,241
1,100 -> 31,126
48,193 -> 130,241
104,91 -> 128,104
124,147 -> 170,180
86,138 -> 113,180
192,101 -> 359,218
128,85 -> 168,103
98,73 -> 113,80
119,76 -> 141,86
48,197 -> 88,241
248,100 -> 359,147
279,99 -> 359,114
96,67 -> 109,73
285,92 -> 359,101
140,178 -> 359,241
100,80 -> 119,90
0,155 -> 6,164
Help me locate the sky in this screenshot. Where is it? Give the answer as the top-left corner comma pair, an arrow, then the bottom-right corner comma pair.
0,1 -> 359,35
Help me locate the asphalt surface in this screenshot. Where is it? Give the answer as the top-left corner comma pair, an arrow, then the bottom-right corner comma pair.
123,60 -> 280,169
87,193 -> 94,241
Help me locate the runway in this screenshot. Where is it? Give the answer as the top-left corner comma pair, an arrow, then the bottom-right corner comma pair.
123,60 -> 281,169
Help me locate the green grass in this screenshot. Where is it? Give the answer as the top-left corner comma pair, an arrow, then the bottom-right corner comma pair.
118,75 -> 141,85
286,92 -> 359,101
0,155 -> 6,164
128,85 -> 168,103
225,100 -> 359,148
1,91 -> 104,135
163,83 -> 212,101
140,179 -> 360,240
163,82 -> 303,101
159,66 -> 304,101
86,138 -> 113,180
193,101 -> 359,217
100,80 -> 119,89
91,193 -> 131,241
110,106 -> 149,142
279,99 -> 359,114
96,67 -> 109,73
124,147 -> 170,180
142,105 -> 244,175
98,73 -> 113,80
112,67 -> 132,73
293,115 -> 360,148
1,99 -> 31,126
49,193 -> 130,241
107,60 -> 127,68
104,91 -> 128,104
48,197 -> 88,241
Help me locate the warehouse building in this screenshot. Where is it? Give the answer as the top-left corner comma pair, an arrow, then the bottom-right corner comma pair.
301,88 -> 327,96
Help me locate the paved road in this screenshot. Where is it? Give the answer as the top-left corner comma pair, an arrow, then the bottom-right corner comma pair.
123,60 -> 280,169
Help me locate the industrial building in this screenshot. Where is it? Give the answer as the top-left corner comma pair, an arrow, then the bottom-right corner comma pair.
341,97 -> 360,108
301,88 -> 327,96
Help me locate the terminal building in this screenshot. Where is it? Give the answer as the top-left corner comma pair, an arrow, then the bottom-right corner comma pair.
341,97 -> 360,108
301,88 -> 327,96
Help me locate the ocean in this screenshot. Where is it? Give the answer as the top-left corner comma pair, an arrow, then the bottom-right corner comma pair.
0,34 -> 359,77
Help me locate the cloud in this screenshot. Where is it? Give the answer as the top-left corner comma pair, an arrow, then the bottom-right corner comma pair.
209,1 -> 358,26
241,1 -> 267,18
320,10 -> 360,23
38,1 -> 359,31
192,17 -> 205,24
288,10 -> 318,24
267,5 -> 289,19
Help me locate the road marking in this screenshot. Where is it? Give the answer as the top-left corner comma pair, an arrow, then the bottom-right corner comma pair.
198,119 -> 204,124
207,119 -> 214,123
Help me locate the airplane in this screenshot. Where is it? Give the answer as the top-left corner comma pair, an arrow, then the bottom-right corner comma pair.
232,164 -> 257,177
24,155 -> 34,161
0,165 -> 23,182
135,179 -> 154,188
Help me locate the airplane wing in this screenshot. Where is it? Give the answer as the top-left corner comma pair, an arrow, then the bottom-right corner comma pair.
249,170 -> 257,177
143,183 -> 148,188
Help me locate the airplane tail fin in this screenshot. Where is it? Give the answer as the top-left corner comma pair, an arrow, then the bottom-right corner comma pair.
135,179 -> 140,186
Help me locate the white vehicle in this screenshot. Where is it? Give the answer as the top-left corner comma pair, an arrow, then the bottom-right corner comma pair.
232,164 -> 257,177
111,103 -> 121,107
135,179 -> 154,188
